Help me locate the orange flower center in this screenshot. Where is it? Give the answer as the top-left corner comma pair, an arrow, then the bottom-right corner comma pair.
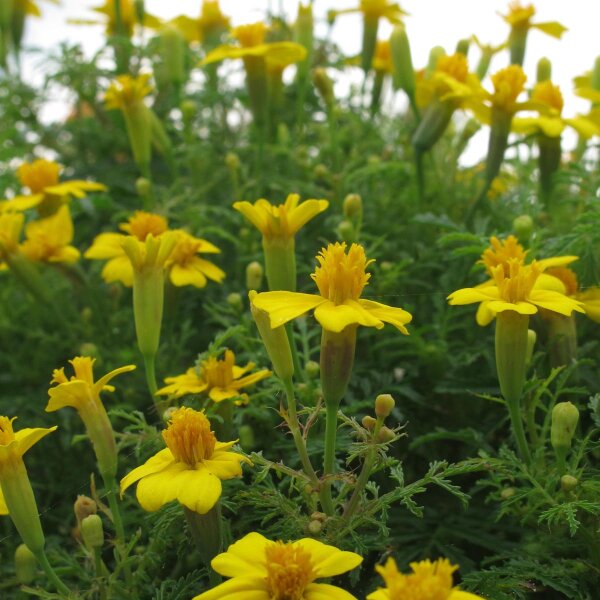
312,242 -> 372,305
491,65 -> 526,112
265,542 -> 315,600
0,416 -> 16,446
232,22 -> 267,47
162,407 -> 216,466
493,260 -> 540,304
481,235 -> 527,276
436,53 -> 469,83
200,351 -> 236,390
546,267 -> 578,297
121,211 -> 168,240
531,81 -> 564,113
17,160 -> 61,193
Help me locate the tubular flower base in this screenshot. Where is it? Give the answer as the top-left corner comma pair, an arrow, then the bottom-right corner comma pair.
193,532 -> 363,600
120,407 -> 250,514
0,159 -> 107,214
156,349 -> 272,404
0,487 -> 7,515
367,557 -> 484,600
252,242 -> 412,334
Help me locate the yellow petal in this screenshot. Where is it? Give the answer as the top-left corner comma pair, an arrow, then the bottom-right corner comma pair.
191,257 -> 225,282
46,381 -> 89,412
85,233 -> 127,259
231,369 -> 272,390
264,42 -> 308,68
203,450 -> 250,480
252,291 -> 325,328
287,199 -> 329,235
529,290 -> 585,316
192,577 -> 270,600
476,301 -> 496,326
176,466 -> 223,514
209,387 -> 240,402
0,194 -> 44,211
314,299 -> 381,332
447,287 -> 500,305
120,448 -> 174,496
169,263 -> 207,288
535,273 -> 566,294
533,21 -> 567,38
358,299 -> 412,334
101,256 -> 134,286
94,364 -> 136,396
233,201 -> 268,235
486,300 -> 538,316
211,532 -> 271,578
49,246 -> 80,264
564,116 -> 599,139
13,426 -> 57,458
576,288 -> 600,323
365,591 -> 388,600
298,538 -> 363,578
135,461 -> 190,511
305,582 -> 360,600
537,255 -> 578,270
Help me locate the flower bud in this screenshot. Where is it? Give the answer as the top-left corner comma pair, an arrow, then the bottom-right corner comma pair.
225,152 -> 240,171
238,424 -> 256,451
375,394 -> 395,418
15,544 -> 37,585
343,194 -> 362,220
81,514 -> 104,550
376,426 -> 396,443
313,163 -> 329,179
307,519 -> 322,535
526,329 -> 537,366
551,402 -> 579,452
158,25 -> 186,87
305,360 -> 320,380
337,220 -> 355,244
313,68 -> 335,108
362,415 -> 377,430
135,177 -> 152,198
512,214 -> 533,242
246,261 -> 264,291
536,57 -> 552,83
390,25 -> 415,96
74,495 -> 97,528
180,100 -> 198,122
560,474 -> 578,492
226,292 -> 243,312
426,46 -> 446,76
79,343 -> 100,362
455,38 -> 470,56
500,487 -> 515,500
294,3 -> 313,61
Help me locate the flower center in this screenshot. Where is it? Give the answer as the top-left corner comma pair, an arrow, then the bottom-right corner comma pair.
546,267 -> 578,297
121,211 -> 169,240
0,416 -> 16,446
531,81 -> 564,113
481,235 -> 527,276
506,2 -> 535,29
493,260 -> 540,304
17,160 -> 61,193
232,22 -> 267,47
264,542 -> 315,600
162,407 -> 216,466
168,232 -> 201,266
106,74 -> 153,109
491,65 -> 526,111
436,53 -> 469,84
69,357 -> 96,385
200,351 -> 235,390
311,243 -> 372,305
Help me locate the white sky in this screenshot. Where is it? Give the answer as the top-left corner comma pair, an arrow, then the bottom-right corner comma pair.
20,1 -> 600,162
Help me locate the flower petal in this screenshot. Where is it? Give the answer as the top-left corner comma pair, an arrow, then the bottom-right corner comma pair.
297,538 -> 363,578
85,233 -> 127,259
175,466 -> 223,514
101,256 -> 134,286
169,263 -> 207,288
475,301 -> 496,326
232,201 -> 268,235
252,292 -> 325,328
209,387 -> 240,402
305,582 -> 360,600
447,287 -> 500,305
120,448 -> 174,496
192,576 -> 270,600
358,299 -> 412,334
13,426 -> 57,458
231,369 -> 272,390
204,450 -> 250,480
94,364 -> 136,396
314,299 -> 381,332
486,300 -> 538,316
287,199 -> 329,235
529,290 -> 585,316
191,257 -> 225,282
210,532 -> 270,578
134,461 -> 190,511
46,381 -> 90,412
532,21 -> 567,38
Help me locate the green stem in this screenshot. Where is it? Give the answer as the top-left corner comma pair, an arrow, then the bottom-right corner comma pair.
35,551 -> 71,597
103,476 -> 126,544
184,504 -> 223,584
321,401 -> 339,515
507,397 -> 532,465
93,547 -> 108,600
143,354 -> 163,416
286,323 -> 305,383
282,379 -> 319,486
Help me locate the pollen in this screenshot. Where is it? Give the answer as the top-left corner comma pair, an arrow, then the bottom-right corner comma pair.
491,65 -> 527,111
0,416 -> 16,446
493,260 -> 540,304
17,160 -> 61,193
531,81 -> 564,113
199,350 -> 236,390
120,211 -> 169,241
546,267 -> 578,297
232,22 -> 267,47
264,542 -> 315,600
162,407 -> 216,466
312,242 -> 373,305
436,53 -> 469,83
481,235 -> 527,276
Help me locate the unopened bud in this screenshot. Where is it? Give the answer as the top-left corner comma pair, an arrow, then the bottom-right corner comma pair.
513,214 -> 533,242
74,495 -> 97,528
526,329 -> 537,366
560,474 -> 578,492
15,544 -> 37,585
313,68 -> 335,107
375,394 -> 395,418
246,261 -> 264,291
159,25 -> 186,86
551,402 -> 579,451
81,514 -> 104,550
362,415 -> 377,430
225,152 -> 240,171
79,343 -> 100,362
343,194 -> 362,219
314,163 -> 329,179
181,100 -> 198,122
500,487 -> 515,500
307,520 -> 322,535
227,292 -> 243,311
305,360 -> 320,380
238,424 -> 255,451
536,57 -> 552,83
426,46 -> 446,75
390,25 -> 415,95
376,426 -> 396,443
294,3 -> 313,57
135,177 -> 152,198
455,38 -> 470,56
337,220 -> 355,244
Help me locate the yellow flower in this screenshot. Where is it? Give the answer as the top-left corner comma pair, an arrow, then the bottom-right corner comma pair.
0,159 -> 107,214
367,557 -> 484,600
47,357 -> 136,478
104,73 -> 153,110
0,416 -> 57,553
19,205 -> 80,264
193,531 -> 363,600
448,260 -> 584,326
512,81 -> 599,138
120,407 -> 250,513
85,210 -> 168,286
167,230 -> 225,288
335,0 -> 407,25
0,212 -> 25,265
372,40 -> 393,74
203,22 -> 307,67
156,349 -> 272,403
170,0 -> 230,43
501,2 -> 567,39
72,0 -> 161,37
252,242 -> 412,334
233,194 -> 328,242
546,267 -> 600,324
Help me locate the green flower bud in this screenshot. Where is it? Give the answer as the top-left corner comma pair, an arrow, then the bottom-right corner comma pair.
79,343 -> 100,361
180,99 -> 198,122
343,194 -> 362,220
376,426 -> 396,443
74,495 -> 97,529
81,514 -> 104,550
560,474 -> 578,492
246,261 -> 264,291
305,360 -> 320,380
455,38 -> 470,56
337,220 -> 355,244
313,68 -> 335,108
225,152 -> 240,171
307,519 -> 322,535
512,214 -> 534,242
375,394 -> 395,418
526,329 -> 537,366
15,544 -> 37,585
226,292 -> 243,311
390,25 -> 415,96
551,402 -> 579,452
158,25 -> 186,86
135,177 -> 152,198
500,487 -> 515,500
314,163 -> 329,179
536,57 -> 552,83
426,46 -> 446,76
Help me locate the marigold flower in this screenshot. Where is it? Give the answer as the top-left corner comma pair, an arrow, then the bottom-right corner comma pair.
47,356 -> 136,478
545,267 -> 600,324
169,0 -> 230,44
0,159 -> 107,214
193,531 -> 363,600
104,73 -> 153,110
71,0 -> 160,37
0,416 -> 57,554
501,2 -> 566,37
120,407 -> 250,514
252,242 -> 412,334
156,349 -> 271,403
19,205 -> 80,264
367,557 -> 483,600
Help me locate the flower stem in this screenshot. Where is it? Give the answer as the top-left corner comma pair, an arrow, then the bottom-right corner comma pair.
282,379 -> 319,486
143,353 -> 163,416
184,504 -> 223,582
320,401 -> 339,516
35,550 -> 71,597
103,476 -> 126,544
506,396 -> 532,465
